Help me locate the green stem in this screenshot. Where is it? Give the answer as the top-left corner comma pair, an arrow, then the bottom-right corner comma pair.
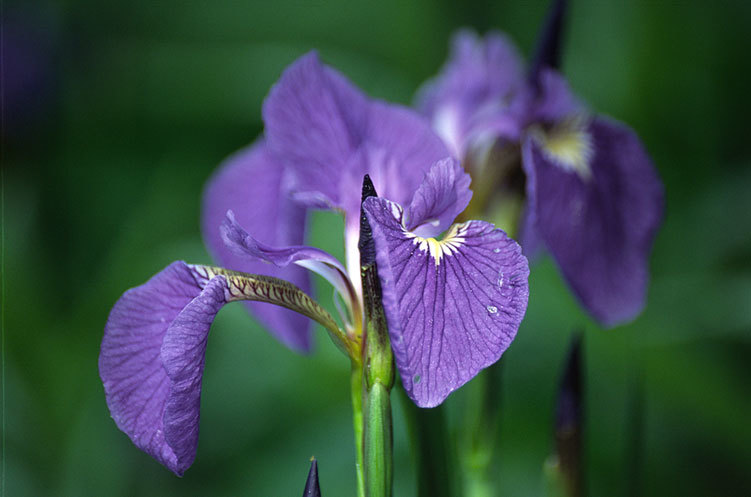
351,362 -> 366,497
360,261 -> 394,497
358,178 -> 395,497
543,456 -> 567,497
364,382 -> 393,497
460,360 -> 504,497
400,390 -> 453,497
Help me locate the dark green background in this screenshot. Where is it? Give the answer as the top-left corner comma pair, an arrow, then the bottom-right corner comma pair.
5,0 -> 750,495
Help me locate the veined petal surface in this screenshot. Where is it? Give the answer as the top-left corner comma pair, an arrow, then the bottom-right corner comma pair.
100,262 -> 347,475
405,158 -> 472,237
264,52 -> 449,223
263,52 -> 368,210
99,261 -> 227,476
522,116 -> 663,326
364,198 -> 529,407
202,141 -> 312,352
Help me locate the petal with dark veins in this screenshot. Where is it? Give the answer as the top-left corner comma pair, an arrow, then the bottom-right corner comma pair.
364,198 -> 529,407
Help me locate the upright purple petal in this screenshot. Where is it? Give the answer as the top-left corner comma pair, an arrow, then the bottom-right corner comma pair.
405,158 -> 472,237
99,261 -> 228,475
350,101 -> 451,217
263,52 -> 450,292
264,52 -> 449,222
364,198 -> 529,407
338,101 -> 451,286
263,52 -> 368,210
202,141 -> 313,352
416,30 -> 526,157
528,69 -> 584,125
522,117 -> 663,326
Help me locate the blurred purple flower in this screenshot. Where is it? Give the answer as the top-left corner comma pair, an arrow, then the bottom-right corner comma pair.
100,52 -> 529,474
417,9 -> 663,327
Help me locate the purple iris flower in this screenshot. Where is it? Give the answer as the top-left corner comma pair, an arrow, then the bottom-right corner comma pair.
417,17 -> 664,327
99,52 -> 529,475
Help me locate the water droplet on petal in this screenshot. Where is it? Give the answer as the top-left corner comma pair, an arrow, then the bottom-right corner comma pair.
487,305 -> 498,314
413,374 -> 421,384
493,248 -> 501,253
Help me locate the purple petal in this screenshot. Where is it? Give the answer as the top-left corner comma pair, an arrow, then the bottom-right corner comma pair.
416,29 -> 525,157
263,52 -> 368,210
363,198 -> 529,407
405,158 -> 472,237
264,52 -> 449,224
355,101 -> 451,213
201,141 -> 312,352
99,261 -> 228,476
221,211 -> 357,315
338,102 -> 451,281
517,205 -> 546,261
522,117 -> 664,326
528,69 -> 584,124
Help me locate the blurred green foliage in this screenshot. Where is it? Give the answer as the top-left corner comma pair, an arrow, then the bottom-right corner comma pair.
4,0 -> 750,495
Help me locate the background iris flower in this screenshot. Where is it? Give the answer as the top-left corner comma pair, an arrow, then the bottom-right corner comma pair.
99,51 -> 529,476
417,11 -> 664,327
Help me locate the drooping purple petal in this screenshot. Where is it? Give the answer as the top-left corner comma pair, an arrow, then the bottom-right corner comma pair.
221,210 -> 358,317
522,117 -> 663,326
202,141 -> 313,352
416,29 -> 526,158
404,158 -> 472,237
517,205 -> 546,261
99,261 -> 228,476
363,198 -> 529,407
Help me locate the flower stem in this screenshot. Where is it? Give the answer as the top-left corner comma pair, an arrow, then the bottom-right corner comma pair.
358,175 -> 394,497
460,360 -> 504,497
360,254 -> 394,497
351,361 -> 366,497
400,390 -> 453,497
364,381 -> 392,497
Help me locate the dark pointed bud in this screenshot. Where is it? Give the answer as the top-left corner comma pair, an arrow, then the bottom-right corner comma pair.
528,0 -> 568,88
359,174 -> 379,267
553,333 -> 583,497
302,458 -> 321,497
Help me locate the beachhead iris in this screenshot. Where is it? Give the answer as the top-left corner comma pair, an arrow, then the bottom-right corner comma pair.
99,52 -> 529,477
